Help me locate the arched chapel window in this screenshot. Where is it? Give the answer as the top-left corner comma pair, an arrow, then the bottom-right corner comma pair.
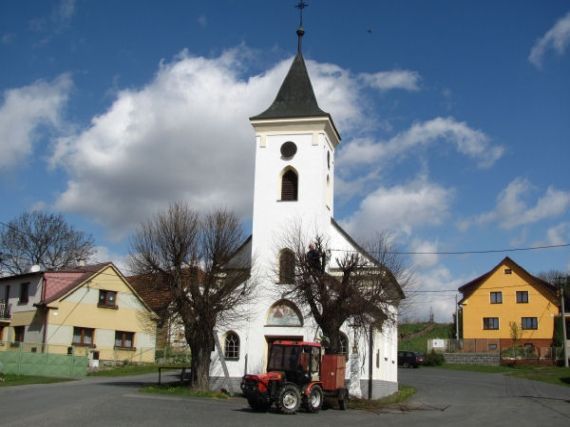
279,249 -> 295,283
281,169 -> 298,201
224,331 -> 240,360
267,301 -> 303,326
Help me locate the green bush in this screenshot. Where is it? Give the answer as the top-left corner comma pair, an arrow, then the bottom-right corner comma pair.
423,350 -> 444,366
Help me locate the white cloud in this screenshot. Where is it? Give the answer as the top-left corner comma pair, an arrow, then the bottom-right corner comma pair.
0,74 -> 72,171
459,178 -> 570,230
91,246 -> 130,274
545,222 -> 570,245
410,239 -> 439,269
360,70 -> 421,92
56,0 -> 76,23
50,48 -> 373,237
337,117 -> 504,170
402,266 -> 462,323
529,11 -> 570,68
197,15 -> 207,28
306,60 -> 363,132
341,177 -> 453,238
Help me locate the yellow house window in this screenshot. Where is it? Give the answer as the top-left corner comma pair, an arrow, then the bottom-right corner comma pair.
516,291 -> 529,303
490,292 -> 502,304
521,317 -> 538,330
98,290 -> 118,309
115,331 -> 135,349
72,327 -> 95,347
483,317 -> 499,330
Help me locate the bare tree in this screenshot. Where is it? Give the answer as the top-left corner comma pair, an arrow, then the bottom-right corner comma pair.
129,203 -> 253,390
280,231 -> 407,354
0,211 -> 95,275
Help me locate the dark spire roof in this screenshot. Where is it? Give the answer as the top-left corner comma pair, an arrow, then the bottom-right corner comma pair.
250,51 -> 330,121
250,19 -> 330,122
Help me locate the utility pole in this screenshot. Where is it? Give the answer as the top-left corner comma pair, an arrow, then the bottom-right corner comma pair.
559,276 -> 568,368
455,294 -> 460,340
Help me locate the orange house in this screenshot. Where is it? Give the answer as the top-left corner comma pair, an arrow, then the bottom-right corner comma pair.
458,257 -> 559,354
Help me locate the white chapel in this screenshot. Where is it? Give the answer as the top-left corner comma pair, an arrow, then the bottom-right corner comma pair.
210,21 -> 403,399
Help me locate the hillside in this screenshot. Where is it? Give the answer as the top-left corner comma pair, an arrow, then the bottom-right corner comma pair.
399,322 -> 454,353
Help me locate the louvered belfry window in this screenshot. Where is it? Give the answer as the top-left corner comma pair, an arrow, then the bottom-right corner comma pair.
281,169 -> 298,201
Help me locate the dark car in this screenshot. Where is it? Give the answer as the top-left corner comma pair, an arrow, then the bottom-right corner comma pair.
398,351 -> 424,368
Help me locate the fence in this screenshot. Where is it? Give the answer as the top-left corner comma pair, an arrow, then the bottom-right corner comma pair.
0,340 -> 192,371
0,342 -> 88,378
428,338 -> 563,364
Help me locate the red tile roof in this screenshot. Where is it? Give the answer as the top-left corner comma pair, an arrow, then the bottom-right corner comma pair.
42,263 -> 113,304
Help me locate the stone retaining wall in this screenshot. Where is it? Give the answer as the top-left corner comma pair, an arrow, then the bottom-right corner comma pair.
443,352 -> 500,366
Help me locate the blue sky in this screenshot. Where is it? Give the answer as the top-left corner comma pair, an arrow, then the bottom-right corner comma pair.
1,1 -> 569,321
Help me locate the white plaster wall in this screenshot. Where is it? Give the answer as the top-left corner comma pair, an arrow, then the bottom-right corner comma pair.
46,324 -> 73,346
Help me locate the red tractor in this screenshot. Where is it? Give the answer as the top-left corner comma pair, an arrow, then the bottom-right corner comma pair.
240,340 -> 348,414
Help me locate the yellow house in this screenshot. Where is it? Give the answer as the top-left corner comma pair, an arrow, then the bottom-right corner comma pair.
458,257 -> 559,354
0,263 -> 157,365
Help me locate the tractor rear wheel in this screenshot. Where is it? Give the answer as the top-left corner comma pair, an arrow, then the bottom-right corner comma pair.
304,385 -> 323,413
276,384 -> 301,415
338,388 -> 348,410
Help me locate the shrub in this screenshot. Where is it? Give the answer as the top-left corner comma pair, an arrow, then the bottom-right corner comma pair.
423,350 -> 444,366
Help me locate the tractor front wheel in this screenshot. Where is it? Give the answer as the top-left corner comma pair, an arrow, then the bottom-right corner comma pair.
304,385 -> 323,413
276,384 -> 301,415
247,395 -> 269,412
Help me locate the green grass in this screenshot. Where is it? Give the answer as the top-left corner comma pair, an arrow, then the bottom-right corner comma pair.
141,383 -> 230,399
88,364 -> 161,377
439,364 -> 570,387
0,374 -> 73,387
349,385 -> 416,410
399,322 -> 454,353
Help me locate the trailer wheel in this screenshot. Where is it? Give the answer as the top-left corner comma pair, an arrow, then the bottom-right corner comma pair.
304,385 -> 323,413
247,396 -> 269,412
338,388 -> 348,410
276,384 -> 301,415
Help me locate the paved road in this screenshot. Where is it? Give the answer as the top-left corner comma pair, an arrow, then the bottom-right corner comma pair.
399,367 -> 570,426
0,368 -> 569,426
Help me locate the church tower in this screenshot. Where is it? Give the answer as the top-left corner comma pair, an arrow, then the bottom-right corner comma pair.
249,25 -> 341,274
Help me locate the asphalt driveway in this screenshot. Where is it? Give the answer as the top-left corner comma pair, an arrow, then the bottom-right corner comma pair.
0,368 -> 568,426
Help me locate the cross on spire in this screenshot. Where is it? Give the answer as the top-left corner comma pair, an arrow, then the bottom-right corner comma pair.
295,1 -> 308,53
295,1 -> 308,27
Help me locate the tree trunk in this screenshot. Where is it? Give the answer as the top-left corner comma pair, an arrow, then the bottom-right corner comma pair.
188,328 -> 214,391
321,323 -> 342,354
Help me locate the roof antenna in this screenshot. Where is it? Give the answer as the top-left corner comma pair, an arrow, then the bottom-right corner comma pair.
295,1 -> 308,53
